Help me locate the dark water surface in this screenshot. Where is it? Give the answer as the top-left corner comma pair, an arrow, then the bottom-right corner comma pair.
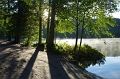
56,38 -> 120,79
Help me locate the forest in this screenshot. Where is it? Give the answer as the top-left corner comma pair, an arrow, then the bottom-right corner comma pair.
0,0 -> 120,69
43,18 -> 120,38
0,0 -> 119,47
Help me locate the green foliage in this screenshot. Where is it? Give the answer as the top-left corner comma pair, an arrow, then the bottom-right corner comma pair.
11,1 -> 30,36
54,0 -> 118,54
0,0 -> 119,45
52,42 -> 74,54
23,38 -> 32,46
52,43 -> 105,69
55,19 -> 75,36
76,44 -> 105,69
23,32 -> 39,46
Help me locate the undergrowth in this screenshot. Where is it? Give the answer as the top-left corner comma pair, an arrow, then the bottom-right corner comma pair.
52,42 -> 105,69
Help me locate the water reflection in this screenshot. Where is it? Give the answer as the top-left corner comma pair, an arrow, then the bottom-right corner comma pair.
86,39 -> 120,56
56,38 -> 120,79
86,56 -> 120,79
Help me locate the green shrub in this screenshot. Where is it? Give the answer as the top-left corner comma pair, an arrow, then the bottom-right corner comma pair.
52,43 -> 74,54
32,42 -> 39,47
52,43 -> 105,69
75,44 -> 105,69
23,38 -> 33,46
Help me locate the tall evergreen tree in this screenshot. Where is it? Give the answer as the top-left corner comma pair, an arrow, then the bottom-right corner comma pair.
11,0 -> 30,44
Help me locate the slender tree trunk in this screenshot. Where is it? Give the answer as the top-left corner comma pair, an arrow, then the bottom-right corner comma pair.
74,24 -> 79,53
78,26 -> 84,59
79,28 -> 84,48
79,11 -> 85,52
38,1 -> 42,44
39,15 -> 42,44
48,0 -> 56,48
74,0 -> 79,53
46,0 -> 51,44
54,30 -> 57,44
7,0 -> 11,41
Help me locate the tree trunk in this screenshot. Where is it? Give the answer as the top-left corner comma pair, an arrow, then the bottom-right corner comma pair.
7,0 -> 11,41
74,1 -> 79,54
38,1 -> 42,44
8,35 -> 11,41
39,15 -> 42,44
78,26 -> 84,59
14,35 -> 20,44
74,25 -> 79,53
79,28 -> 84,48
79,11 -> 85,53
46,0 -> 51,44
48,0 -> 56,48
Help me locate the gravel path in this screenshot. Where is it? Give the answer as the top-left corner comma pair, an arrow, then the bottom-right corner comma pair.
0,41 -> 105,79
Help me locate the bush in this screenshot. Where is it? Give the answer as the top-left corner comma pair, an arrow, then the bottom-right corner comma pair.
76,44 -> 105,69
52,43 -> 74,54
52,43 -> 105,69
23,38 -> 33,46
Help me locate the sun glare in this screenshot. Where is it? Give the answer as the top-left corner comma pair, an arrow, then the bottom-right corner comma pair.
43,10 -> 48,17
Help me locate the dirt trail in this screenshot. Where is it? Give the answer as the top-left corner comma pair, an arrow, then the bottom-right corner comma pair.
0,41 -> 105,79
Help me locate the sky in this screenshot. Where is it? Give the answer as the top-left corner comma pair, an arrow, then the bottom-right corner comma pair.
43,9 -> 120,19
112,5 -> 120,18
112,11 -> 120,18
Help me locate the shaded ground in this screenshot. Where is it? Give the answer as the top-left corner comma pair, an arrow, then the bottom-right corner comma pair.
0,41 -> 105,79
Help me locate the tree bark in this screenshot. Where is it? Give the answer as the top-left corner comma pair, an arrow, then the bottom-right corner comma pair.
48,0 -> 56,48
38,1 -> 42,44
78,11 -> 85,56
74,24 -> 79,53
14,35 -> 20,44
74,0 -> 79,53
7,0 -> 11,41
46,0 -> 51,44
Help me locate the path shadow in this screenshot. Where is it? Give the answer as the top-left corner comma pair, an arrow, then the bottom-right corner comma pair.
19,47 -> 39,79
0,41 -> 27,79
47,52 -> 104,79
47,52 -> 70,79
0,41 -> 23,52
0,41 -> 25,66
61,61 -> 95,79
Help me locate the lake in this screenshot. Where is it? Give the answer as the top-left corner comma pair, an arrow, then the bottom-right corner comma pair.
1,38 -> 120,79
56,38 -> 120,79
86,56 -> 120,79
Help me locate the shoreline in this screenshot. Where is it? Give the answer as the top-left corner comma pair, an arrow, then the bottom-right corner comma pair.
0,41 -> 105,79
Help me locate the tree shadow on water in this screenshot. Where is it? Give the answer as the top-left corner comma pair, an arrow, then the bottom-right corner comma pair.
47,51 -> 70,79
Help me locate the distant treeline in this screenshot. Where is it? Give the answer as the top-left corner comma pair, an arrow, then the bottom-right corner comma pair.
0,18 -> 120,39
43,18 -> 120,38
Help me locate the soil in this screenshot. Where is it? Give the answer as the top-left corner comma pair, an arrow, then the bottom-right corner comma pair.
0,41 -> 105,79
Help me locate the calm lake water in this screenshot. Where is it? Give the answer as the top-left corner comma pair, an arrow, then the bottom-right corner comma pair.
56,38 -> 120,79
